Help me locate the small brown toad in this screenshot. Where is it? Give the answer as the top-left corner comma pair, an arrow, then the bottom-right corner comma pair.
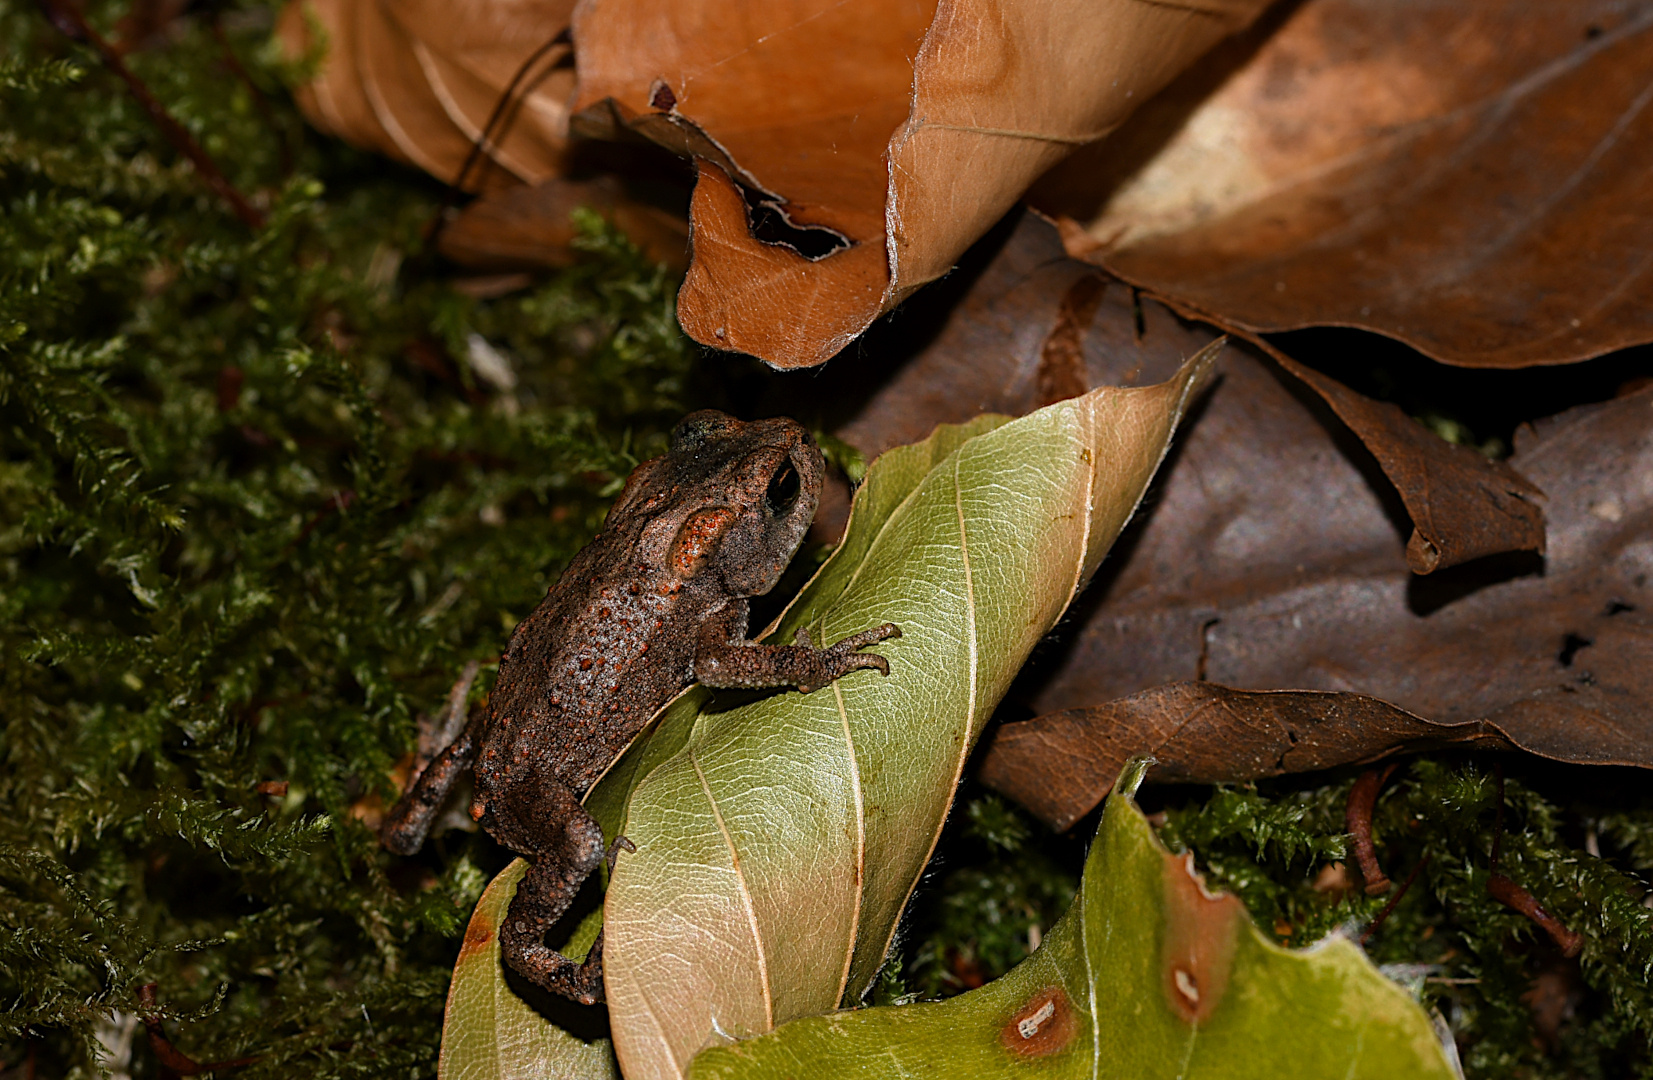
381,410 -> 899,1004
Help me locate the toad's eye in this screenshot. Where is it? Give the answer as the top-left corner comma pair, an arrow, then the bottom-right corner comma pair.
766,460 -> 800,515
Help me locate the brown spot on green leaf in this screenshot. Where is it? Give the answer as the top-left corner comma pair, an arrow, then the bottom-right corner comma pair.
1000,986 -> 1076,1058
457,918 -> 493,962
1162,852 -> 1243,1024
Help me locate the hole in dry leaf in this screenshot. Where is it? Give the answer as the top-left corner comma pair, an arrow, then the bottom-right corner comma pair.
1557,632 -> 1593,667
1604,599 -> 1635,616
737,183 -> 850,261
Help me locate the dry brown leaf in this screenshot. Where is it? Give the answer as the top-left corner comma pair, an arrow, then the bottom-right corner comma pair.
978,683 -> 1524,831
1265,345 -> 1545,574
570,0 -> 1270,367
275,0 -> 577,190
1038,0 -> 1653,367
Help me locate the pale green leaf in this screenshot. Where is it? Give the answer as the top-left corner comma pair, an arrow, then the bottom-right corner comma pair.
689,761 -> 1461,1080
438,859 -> 618,1080
598,347 -> 1221,1079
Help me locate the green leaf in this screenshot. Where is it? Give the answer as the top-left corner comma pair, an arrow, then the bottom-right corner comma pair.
439,860 -> 618,1080
688,761 -> 1460,1080
596,347 -> 1220,1079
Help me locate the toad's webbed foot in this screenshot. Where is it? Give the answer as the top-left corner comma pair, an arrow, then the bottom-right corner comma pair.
791,623 -> 902,693
693,601 -> 901,695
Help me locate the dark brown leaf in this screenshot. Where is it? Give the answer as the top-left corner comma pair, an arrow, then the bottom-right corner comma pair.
837,211 -> 1545,577
1250,334 -> 1546,573
1039,0 -> 1653,367
1014,376 -> 1653,783
978,683 -> 1519,831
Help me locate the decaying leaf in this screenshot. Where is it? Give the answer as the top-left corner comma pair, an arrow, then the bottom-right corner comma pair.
1263,344 -> 1545,574
834,211 -> 1544,574
586,351 -> 1217,1079
571,0 -> 1271,367
688,762 -> 1459,1080
439,860 -> 616,1080
275,0 -> 577,190
979,683 -> 1528,831
1041,0 -> 1653,367
1012,375 -> 1653,785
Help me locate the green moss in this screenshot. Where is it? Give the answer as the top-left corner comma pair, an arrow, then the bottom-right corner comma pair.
1,4 -> 693,1074
1153,761 -> 1653,1079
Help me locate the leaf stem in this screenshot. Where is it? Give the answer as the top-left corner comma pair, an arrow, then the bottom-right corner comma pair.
1347,764 -> 1399,895
35,0 -> 266,230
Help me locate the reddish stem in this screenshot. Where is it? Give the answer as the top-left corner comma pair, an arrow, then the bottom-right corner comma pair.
210,14 -> 293,179
1347,764 -> 1398,895
138,983 -> 259,1078
1360,853 -> 1431,945
1488,873 -> 1584,957
36,0 -> 266,230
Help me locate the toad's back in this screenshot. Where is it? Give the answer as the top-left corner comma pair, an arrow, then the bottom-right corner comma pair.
474,536 -> 716,801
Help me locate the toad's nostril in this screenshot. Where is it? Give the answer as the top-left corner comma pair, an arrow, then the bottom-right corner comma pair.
766,461 -> 800,515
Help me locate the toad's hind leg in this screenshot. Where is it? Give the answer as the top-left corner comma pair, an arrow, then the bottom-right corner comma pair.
494,779 -> 609,1004
381,699 -> 487,856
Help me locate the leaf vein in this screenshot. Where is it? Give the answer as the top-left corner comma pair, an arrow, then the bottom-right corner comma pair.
832,676 -> 865,1007
688,746 -> 774,1032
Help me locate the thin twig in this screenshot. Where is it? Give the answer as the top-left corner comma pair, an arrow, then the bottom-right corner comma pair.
421,27 -> 571,254
35,0 -> 266,229
1361,853 -> 1431,944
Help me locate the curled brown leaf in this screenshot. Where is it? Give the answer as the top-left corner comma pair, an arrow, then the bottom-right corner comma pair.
571,0 -> 1270,366
978,683 -> 1518,831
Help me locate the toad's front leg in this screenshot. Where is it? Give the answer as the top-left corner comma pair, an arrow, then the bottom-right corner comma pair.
693,599 -> 901,694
